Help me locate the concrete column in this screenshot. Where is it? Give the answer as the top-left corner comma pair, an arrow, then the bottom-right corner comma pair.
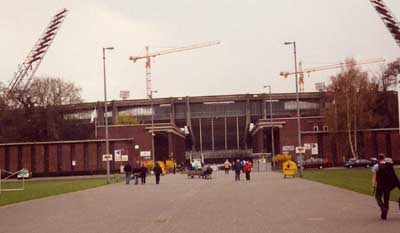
97,101 -> 104,125
256,130 -> 264,153
170,98 -> 176,124
244,96 -> 251,149
211,118 -> 214,151
111,100 -> 118,125
224,117 -> 227,150
186,96 -> 196,150
168,133 -> 174,160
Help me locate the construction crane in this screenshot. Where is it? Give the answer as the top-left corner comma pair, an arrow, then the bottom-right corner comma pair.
280,58 -> 385,92
3,8 -> 68,103
370,0 -> 400,48
129,40 -> 221,98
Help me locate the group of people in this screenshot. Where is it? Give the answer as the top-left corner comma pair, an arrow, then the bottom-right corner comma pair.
123,162 -> 163,185
371,153 -> 400,220
224,159 -> 252,181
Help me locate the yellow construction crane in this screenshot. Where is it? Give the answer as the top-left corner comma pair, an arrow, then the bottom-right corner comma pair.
129,40 -> 221,98
280,58 -> 385,92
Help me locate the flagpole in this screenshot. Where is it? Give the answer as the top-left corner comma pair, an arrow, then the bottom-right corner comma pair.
95,107 -> 98,138
95,117 -> 97,138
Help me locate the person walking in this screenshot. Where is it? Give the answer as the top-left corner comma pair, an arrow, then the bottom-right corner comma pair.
244,160 -> 252,181
224,159 -> 231,174
132,165 -> 140,185
372,153 -> 400,220
153,162 -> 162,184
140,164 -> 148,185
123,162 -> 132,185
233,159 -> 242,181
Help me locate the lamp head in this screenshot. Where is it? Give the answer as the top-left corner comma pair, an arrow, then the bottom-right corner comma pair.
104,47 -> 114,50
284,42 -> 293,45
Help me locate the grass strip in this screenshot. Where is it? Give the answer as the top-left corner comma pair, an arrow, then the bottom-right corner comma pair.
0,178 -> 108,206
303,168 -> 400,202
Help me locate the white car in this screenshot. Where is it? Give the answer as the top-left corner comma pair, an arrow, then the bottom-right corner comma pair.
17,169 -> 32,179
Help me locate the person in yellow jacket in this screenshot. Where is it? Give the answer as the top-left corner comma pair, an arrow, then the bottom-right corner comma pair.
224,159 -> 231,174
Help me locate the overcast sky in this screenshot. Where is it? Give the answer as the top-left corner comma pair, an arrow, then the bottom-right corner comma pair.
1,0 -> 399,102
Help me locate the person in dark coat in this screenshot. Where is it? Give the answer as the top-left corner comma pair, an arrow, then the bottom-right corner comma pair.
140,164 -> 148,185
372,154 -> 400,220
233,159 -> 242,181
132,166 -> 140,185
153,163 -> 162,184
123,162 -> 132,185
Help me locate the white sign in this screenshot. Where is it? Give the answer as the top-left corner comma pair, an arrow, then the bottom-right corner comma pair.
282,145 -> 295,151
140,151 -> 151,157
102,154 -> 113,161
114,154 -> 121,162
296,147 -> 306,154
121,155 -> 129,161
304,143 -> 311,150
72,160 -> 76,166
311,143 -> 318,155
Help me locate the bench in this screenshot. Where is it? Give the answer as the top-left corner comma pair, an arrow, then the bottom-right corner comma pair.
187,169 -> 212,179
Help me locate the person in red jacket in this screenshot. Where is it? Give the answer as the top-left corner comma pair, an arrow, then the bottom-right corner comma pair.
244,160 -> 252,181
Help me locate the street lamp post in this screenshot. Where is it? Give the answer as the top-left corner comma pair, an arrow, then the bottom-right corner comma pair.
264,85 -> 275,158
102,46 -> 114,183
150,90 -> 158,165
284,41 -> 303,177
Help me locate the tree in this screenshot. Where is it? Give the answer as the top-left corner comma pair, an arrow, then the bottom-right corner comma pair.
325,59 -> 379,160
118,114 -> 141,125
381,58 -> 400,91
0,77 -> 83,142
13,77 -> 82,108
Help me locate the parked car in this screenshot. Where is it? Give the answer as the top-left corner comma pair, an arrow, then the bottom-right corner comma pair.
17,168 -> 32,179
297,158 -> 328,169
344,159 -> 373,168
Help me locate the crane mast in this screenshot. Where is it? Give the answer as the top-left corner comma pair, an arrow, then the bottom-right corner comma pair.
129,40 -> 220,98
370,0 -> 400,48
3,8 -> 68,103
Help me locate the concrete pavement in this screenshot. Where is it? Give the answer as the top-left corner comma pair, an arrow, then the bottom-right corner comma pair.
1,171 -> 399,233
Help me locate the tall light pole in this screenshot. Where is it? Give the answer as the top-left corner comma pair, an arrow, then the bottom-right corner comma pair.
102,46 -> 114,183
150,90 -> 158,165
284,41 -> 303,177
264,85 -> 275,158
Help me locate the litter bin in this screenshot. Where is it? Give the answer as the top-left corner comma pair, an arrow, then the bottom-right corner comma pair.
282,160 -> 297,178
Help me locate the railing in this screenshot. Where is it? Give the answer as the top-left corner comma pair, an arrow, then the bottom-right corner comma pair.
0,169 -> 26,195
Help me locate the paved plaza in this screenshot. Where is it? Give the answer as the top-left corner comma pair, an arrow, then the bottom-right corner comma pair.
1,171 -> 399,233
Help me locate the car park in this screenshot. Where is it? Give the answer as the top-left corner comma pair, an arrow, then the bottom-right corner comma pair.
344,158 -> 373,168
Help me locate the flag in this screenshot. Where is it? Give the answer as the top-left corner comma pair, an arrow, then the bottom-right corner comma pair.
90,108 -> 97,123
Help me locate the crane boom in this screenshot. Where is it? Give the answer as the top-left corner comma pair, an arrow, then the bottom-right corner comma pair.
129,40 -> 220,98
129,40 -> 220,62
3,8 -> 68,104
280,58 -> 385,92
281,58 -> 385,77
370,0 -> 400,48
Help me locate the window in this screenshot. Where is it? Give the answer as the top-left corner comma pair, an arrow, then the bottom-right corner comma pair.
313,125 -> 319,131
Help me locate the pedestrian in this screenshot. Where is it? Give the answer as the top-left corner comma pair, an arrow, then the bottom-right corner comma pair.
233,159 -> 242,181
372,153 -> 400,220
153,162 -> 162,184
140,163 -> 148,185
132,166 -> 140,185
244,160 -> 252,181
224,159 -> 231,174
123,162 -> 132,185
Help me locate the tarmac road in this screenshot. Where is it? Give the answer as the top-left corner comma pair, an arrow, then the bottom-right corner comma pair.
1,171 -> 399,233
